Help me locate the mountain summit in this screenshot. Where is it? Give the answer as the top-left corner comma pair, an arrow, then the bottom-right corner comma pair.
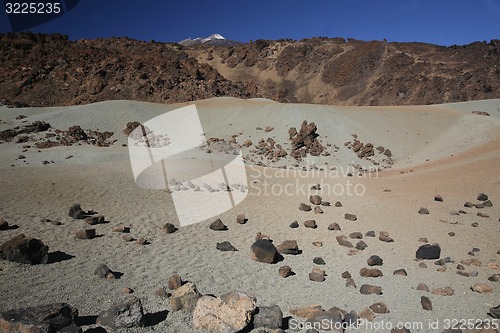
178,33 -> 242,47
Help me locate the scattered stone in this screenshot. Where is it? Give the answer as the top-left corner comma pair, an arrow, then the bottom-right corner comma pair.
75,229 -> 96,240
477,193 -> 489,201
418,207 -> 430,214
448,231 -> 455,237
279,265 -> 293,278
0,234 -> 49,264
309,195 -> 322,205
459,209 -> 467,214
349,232 -> 363,239
236,214 -> 247,224
264,126 -> 274,132
369,302 -> 389,314
276,240 -> 300,255
356,240 -> 368,250
251,239 -> 278,264
346,278 -> 357,289
344,213 -> 357,221
475,203 -> 485,209
217,241 -> 238,252
360,268 -> 383,277
253,305 -> 283,329
192,291 -> 256,332
417,283 -> 429,292
112,225 -> 128,233
365,230 -> 375,237
122,235 -> 134,242
289,304 -> 322,318
210,218 -> 228,231
484,200 -> 493,207
309,267 -> 326,282
416,243 -> 441,260
311,184 -> 321,190
431,287 -> 454,296
434,195 -> 443,202
358,307 -> 375,321
421,296 -> 432,311
161,223 -> 177,234
97,296 -> 144,328
313,206 -> 323,214
471,222 -> 479,227
471,284 -> 493,293
418,262 -> 427,268
336,235 -> 354,248
0,217 -> 9,230
304,220 -> 317,229
299,203 -> 312,212
135,237 -> 147,245
450,210 -> 460,216
360,284 -> 382,295
328,223 -> 341,231
170,282 -> 201,312
312,241 -> 323,247
168,274 -> 183,290
418,237 -> 428,243
154,287 -> 169,298
94,264 -> 116,279
122,287 -> 133,294
477,212 -> 490,218
464,202 -> 474,208
305,309 -> 343,332
488,274 -> 500,282
394,269 -> 408,276
367,255 -> 383,266
85,215 -> 105,225
335,201 -> 342,207
0,303 -> 79,333
68,203 -> 87,219
321,201 -> 331,206
488,305 -> 500,319
289,220 -> 299,228
313,257 -> 325,265
379,235 -> 394,242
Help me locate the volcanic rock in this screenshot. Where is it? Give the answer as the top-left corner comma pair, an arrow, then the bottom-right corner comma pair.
251,239 -> 278,263
253,305 -> 283,329
210,218 -> 228,231
97,296 -> 144,328
192,291 -> 256,332
416,243 -> 441,259
217,241 -> 238,252
0,234 -> 48,264
0,303 -> 80,333
304,220 -> 317,228
360,284 -> 382,295
421,296 -> 432,311
170,282 -> 201,312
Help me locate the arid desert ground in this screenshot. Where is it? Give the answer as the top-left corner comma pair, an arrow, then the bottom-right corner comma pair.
0,97 -> 499,333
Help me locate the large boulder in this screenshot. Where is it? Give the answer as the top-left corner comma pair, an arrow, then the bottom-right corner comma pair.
0,303 -> 80,333
251,239 -> 278,264
192,291 -> 256,333
0,234 -> 48,264
252,305 -> 283,329
170,282 -> 201,312
96,296 -> 144,328
416,243 -> 441,260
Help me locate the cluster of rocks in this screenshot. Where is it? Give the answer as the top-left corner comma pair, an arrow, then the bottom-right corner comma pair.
247,137 -> 288,163
289,120 -> 328,159
0,120 -> 116,151
203,137 -> 241,155
123,121 -> 170,148
161,275 -> 283,332
167,178 -> 247,193
344,134 -> 392,161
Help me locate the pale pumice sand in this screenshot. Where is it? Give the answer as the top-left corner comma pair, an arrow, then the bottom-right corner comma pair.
0,98 -> 498,333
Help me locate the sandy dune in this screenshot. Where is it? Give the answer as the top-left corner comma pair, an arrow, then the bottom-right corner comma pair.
0,98 -> 498,332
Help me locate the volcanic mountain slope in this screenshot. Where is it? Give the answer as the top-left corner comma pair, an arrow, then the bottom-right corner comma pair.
0,32 -> 499,107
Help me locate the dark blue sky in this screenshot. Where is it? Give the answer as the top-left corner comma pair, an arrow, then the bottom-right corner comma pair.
1,0 -> 499,46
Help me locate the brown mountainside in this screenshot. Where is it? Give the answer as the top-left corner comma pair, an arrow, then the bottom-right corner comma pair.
1,32 -> 499,107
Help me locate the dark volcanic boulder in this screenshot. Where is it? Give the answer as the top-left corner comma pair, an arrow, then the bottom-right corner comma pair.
251,239 -> 278,263
416,243 -> 441,260
0,303 -> 80,333
0,234 -> 48,264
97,296 -> 144,328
